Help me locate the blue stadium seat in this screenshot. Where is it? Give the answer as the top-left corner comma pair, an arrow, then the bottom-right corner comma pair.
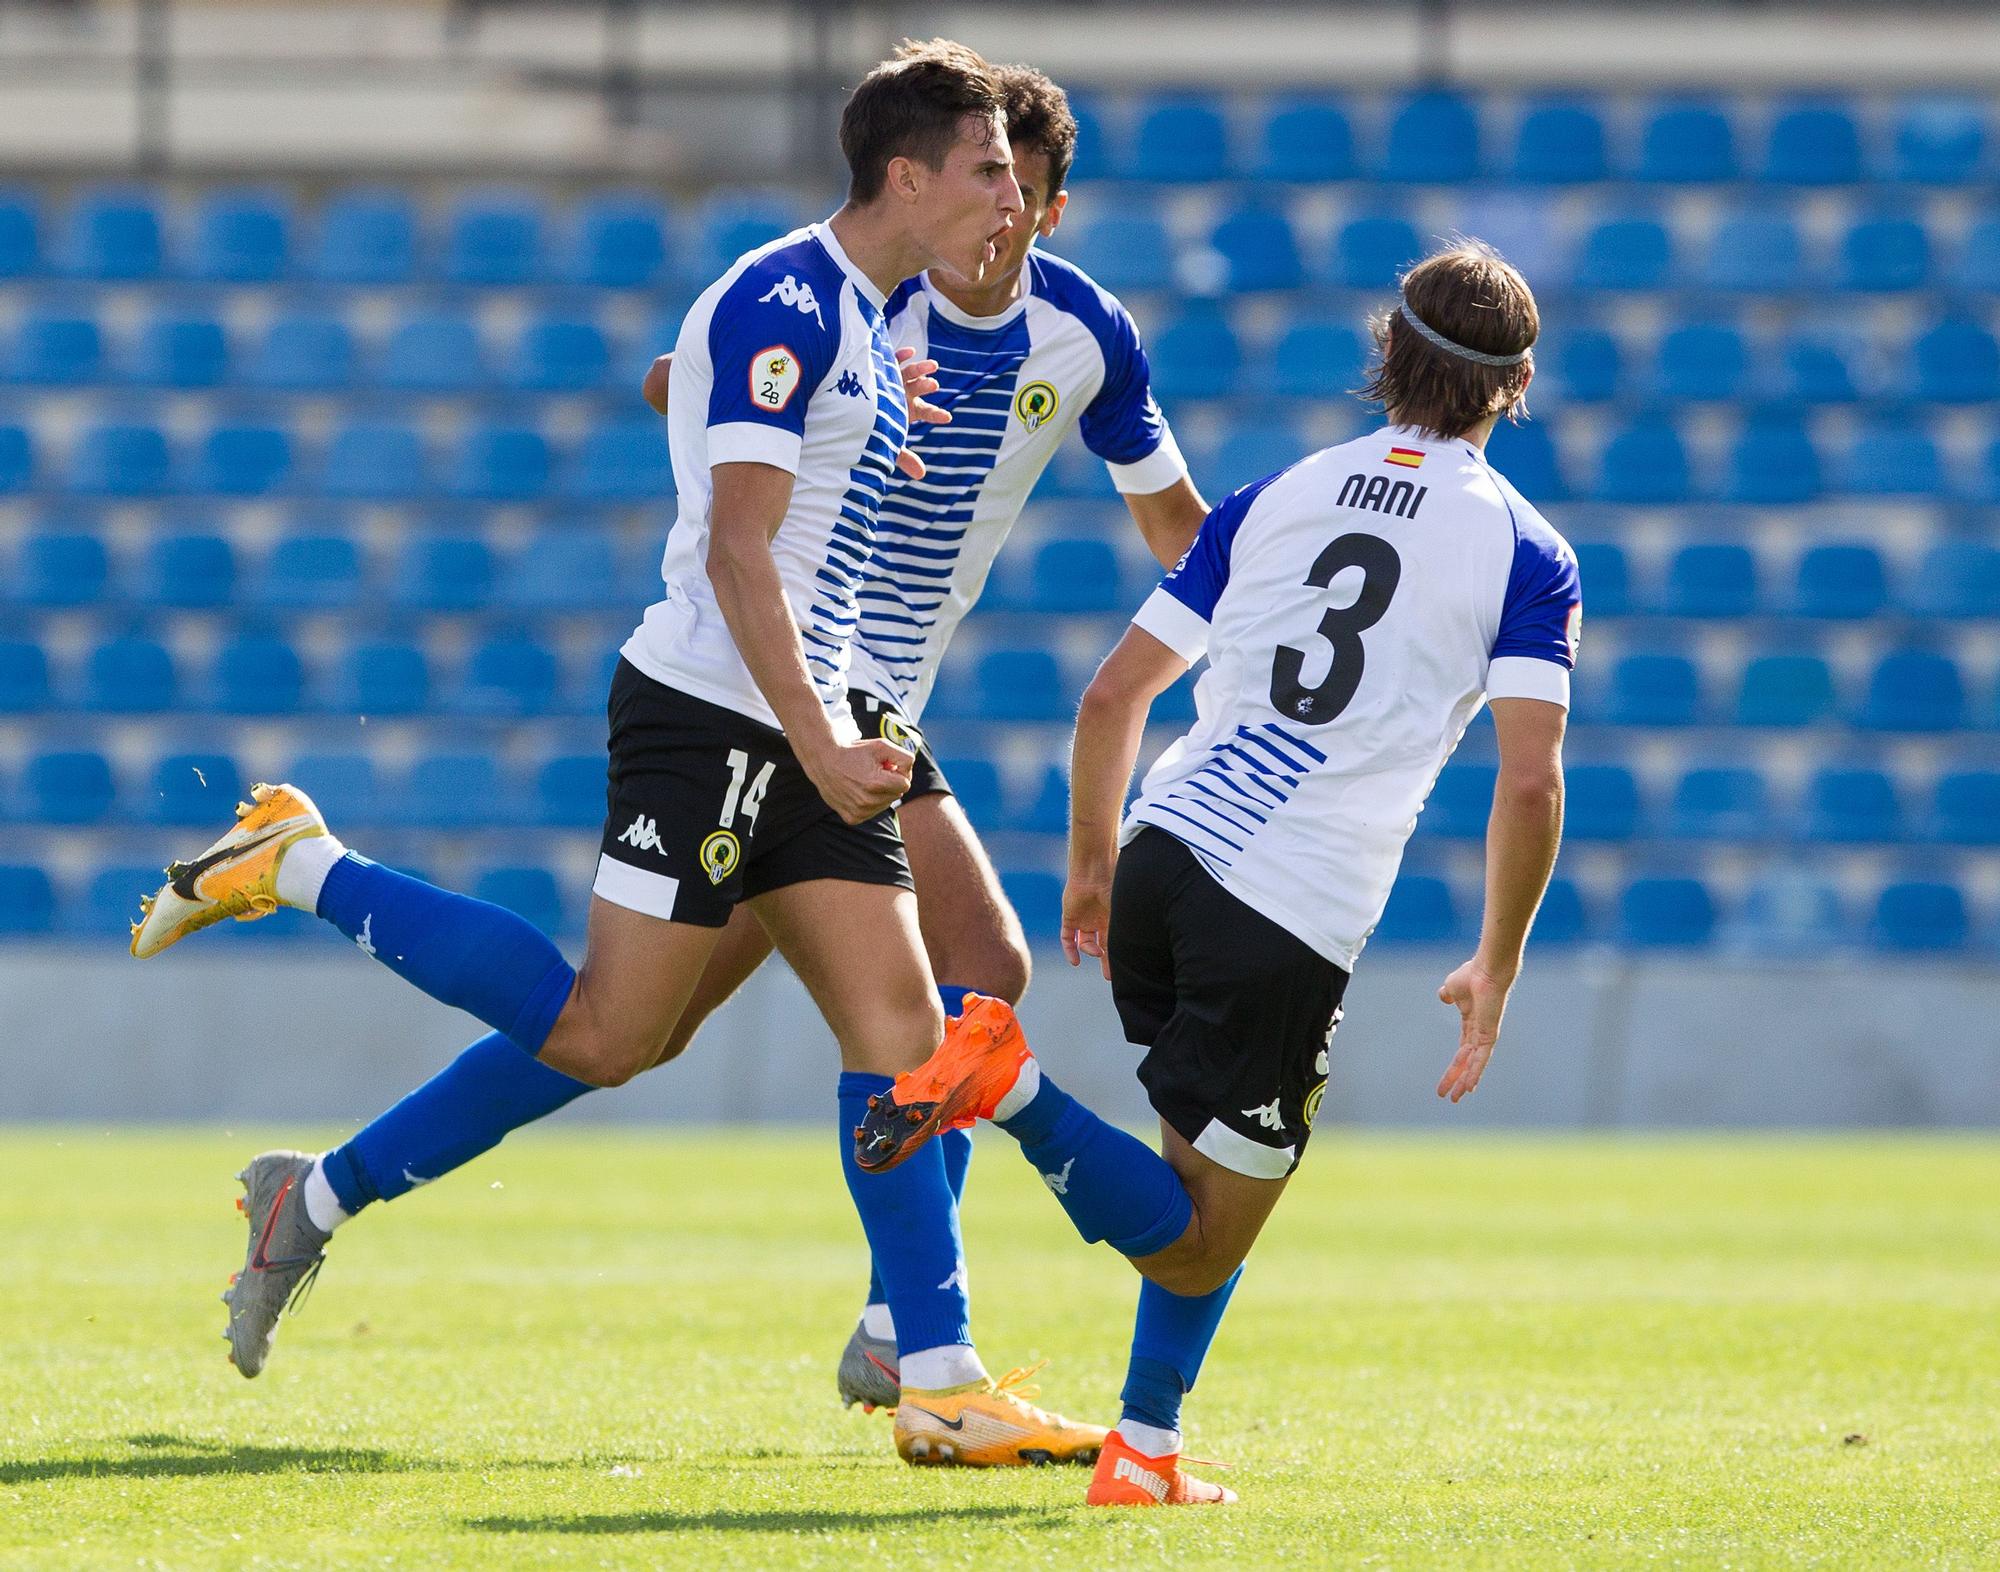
1837,208 -> 1930,292
1734,652 -> 1836,727
1668,766 -> 1770,840
1513,98 -> 1608,183
1723,410 -> 1821,504
254,533 -> 364,610
565,415 -> 674,502
1571,211 -> 1674,291
16,530 -> 108,607
1772,333 -> 1859,404
1890,97 -> 1987,183
243,311 -> 357,391
1014,765 -> 1070,836
1000,870 -> 1063,940
380,309 -> 487,392
69,423 -> 172,497
1148,301 -> 1241,401
1595,417 -> 1690,503
1909,318 -> 2000,403
1057,209 -> 1176,294
80,864 -> 159,937
534,752 -> 605,828
1727,872 -> 1845,955
1423,761 -> 1496,838
1857,648 -> 1964,733
1380,90 -> 1482,183
1264,316 -> 1366,399
144,531 -> 234,609
1373,875 -> 1460,943
1605,652 -> 1701,726
571,191 -> 670,287
443,190 -> 548,285
62,187 -> 163,279
189,188 -> 292,282
194,423 -> 294,497
1483,418 -> 1565,500
1563,763 -> 1642,841
1802,767 -> 1902,842
1065,93 -> 1112,183
312,188 -> 418,283
1871,880 -> 1969,953
473,866 -> 566,936
1933,771 -> 2000,846
1636,99 -> 1738,182
322,420 -> 427,499
403,752 -> 512,829
0,865 -> 56,935
1652,321 -> 1748,402
975,648 -> 1068,721
130,313 -> 229,388
1024,538 -> 1124,614
1909,541 -> 2000,618
1839,417 -> 1943,496
508,313 -> 613,393
84,635 -> 177,712
1210,422 -> 1305,494
695,193 -> 802,278
1662,542 -> 1758,618
8,311 -> 104,384
212,631 -> 306,714
1701,209 -> 1807,292
1129,95 -> 1232,182
1617,877 -> 1716,947
23,749 -> 115,824
1255,98 -> 1354,182
455,632 -> 560,716
1531,877 -> 1589,945
936,756 -> 1002,828
0,425 -> 31,492
1546,325 -> 1622,403
1571,542 -> 1629,617
336,638 -> 430,716
1794,543 -> 1888,618
1331,213 -> 1421,288
0,188 -> 40,277
1949,211 -> 2000,292
1763,99 -> 1863,184
500,529 -> 620,612
394,535 -> 494,612
448,423 -> 553,501
148,752 -> 244,826
266,754 -> 375,830
1209,201 -> 1303,292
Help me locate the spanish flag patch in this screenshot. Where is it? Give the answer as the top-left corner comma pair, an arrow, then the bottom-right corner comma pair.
1385,447 -> 1425,469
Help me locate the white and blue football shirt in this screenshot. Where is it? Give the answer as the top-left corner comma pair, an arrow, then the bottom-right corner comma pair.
1124,424 -> 1582,971
623,222 -> 909,732
844,250 -> 1189,719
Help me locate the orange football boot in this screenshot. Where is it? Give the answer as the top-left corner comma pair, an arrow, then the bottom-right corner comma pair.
130,783 -> 327,958
1086,1429 -> 1237,1506
894,1363 -> 1107,1467
853,994 -> 1031,1173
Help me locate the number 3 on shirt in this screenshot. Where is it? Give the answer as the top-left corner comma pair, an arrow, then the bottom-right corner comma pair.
1270,533 -> 1402,724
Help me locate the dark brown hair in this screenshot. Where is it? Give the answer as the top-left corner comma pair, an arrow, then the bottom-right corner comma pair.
1360,238 -> 1539,439
995,64 -> 1078,200
841,38 -> 1005,204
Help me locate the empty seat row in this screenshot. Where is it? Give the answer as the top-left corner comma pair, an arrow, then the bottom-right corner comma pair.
1573,539 -> 2000,621
1577,647 -> 1995,732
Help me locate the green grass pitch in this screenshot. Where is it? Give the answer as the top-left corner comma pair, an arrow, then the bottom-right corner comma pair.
2,1129 -> 1996,1569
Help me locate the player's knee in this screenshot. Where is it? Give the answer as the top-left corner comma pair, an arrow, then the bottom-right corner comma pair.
1142,1254 -> 1241,1298
937,927 -> 1032,1007
540,1012 -> 658,1089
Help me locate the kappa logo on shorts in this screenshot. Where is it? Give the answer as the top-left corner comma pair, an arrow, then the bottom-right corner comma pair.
617,815 -> 670,857
1242,1098 -> 1284,1131
699,829 -> 741,885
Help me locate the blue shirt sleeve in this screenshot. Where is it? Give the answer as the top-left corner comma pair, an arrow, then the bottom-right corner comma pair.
1156,472 -> 1275,620
704,263 -> 841,470
1079,300 -> 1171,468
1491,517 -> 1582,668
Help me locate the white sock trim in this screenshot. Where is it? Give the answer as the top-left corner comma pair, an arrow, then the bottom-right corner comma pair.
861,1303 -> 896,1342
275,833 -> 347,913
990,1054 -> 1041,1124
898,1344 -> 987,1391
302,1156 -> 350,1233
1119,1420 -> 1182,1459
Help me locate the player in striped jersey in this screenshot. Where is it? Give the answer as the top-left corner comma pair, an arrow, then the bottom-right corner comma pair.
638,63 -> 1211,1411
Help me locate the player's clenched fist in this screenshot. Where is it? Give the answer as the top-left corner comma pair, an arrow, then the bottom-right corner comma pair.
804,737 -> 914,825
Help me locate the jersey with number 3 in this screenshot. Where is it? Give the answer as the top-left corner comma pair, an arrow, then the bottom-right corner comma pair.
1124,424 -> 1582,971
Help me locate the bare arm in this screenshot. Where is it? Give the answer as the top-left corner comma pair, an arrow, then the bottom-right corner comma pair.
1120,475 -> 1210,570
1436,696 -> 1567,1101
1063,626 -> 1191,976
706,461 -> 911,824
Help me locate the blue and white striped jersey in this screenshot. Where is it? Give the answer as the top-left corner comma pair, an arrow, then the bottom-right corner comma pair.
623,222 -> 908,732
845,250 -> 1188,718
1124,424 -> 1581,970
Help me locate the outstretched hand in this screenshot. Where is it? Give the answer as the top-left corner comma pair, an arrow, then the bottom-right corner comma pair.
1435,958 -> 1513,1102
1060,876 -> 1113,980
892,347 -> 950,479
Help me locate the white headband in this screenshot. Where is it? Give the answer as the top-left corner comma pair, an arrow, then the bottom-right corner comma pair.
1396,291 -> 1533,367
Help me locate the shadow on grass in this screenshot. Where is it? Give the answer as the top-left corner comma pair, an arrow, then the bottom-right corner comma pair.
0,1432 -> 473,1485
469,1504 -> 1068,1536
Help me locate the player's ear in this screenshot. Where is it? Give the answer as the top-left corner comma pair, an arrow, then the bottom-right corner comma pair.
1039,190 -> 1067,239
884,154 -> 924,205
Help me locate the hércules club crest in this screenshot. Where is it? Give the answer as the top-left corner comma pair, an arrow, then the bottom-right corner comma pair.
1013,381 -> 1059,432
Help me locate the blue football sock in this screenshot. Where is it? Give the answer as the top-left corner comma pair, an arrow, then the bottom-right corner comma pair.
316,853 -> 574,1055
839,1071 -> 971,1355
319,1032 -> 593,1216
995,1071 -> 1192,1258
865,982 -> 975,1312
1119,1267 -> 1244,1436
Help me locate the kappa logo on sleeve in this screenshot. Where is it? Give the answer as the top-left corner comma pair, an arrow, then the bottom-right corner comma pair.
1566,601 -> 1584,659
749,346 -> 802,413
758,274 -> 826,328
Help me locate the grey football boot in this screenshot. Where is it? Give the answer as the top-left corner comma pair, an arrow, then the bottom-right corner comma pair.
220,1151 -> 331,1377
836,1320 -> 902,1412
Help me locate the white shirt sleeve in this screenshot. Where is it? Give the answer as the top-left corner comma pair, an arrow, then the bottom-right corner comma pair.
1485,654 -> 1570,708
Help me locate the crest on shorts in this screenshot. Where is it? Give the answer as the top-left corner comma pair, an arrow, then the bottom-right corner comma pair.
1303,1079 -> 1327,1130
1014,380 -> 1059,432
699,829 -> 741,885
881,711 -> 921,754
